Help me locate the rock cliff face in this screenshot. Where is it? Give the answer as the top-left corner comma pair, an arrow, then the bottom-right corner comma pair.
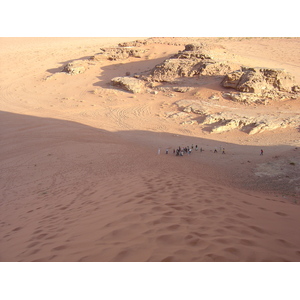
145,44 -> 237,82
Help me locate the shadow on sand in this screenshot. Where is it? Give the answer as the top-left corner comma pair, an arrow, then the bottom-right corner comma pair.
1,111 -> 299,199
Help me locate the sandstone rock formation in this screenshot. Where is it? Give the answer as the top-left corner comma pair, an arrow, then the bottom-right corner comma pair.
62,60 -> 88,75
90,47 -> 147,61
111,77 -> 146,93
222,90 -> 294,105
221,67 -> 299,103
174,99 -> 300,134
222,67 -> 296,93
145,44 -> 238,82
202,112 -> 300,134
175,99 -> 226,115
118,40 -> 149,47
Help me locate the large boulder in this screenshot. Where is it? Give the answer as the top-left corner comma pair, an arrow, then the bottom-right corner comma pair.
62,60 -> 87,75
222,67 -> 296,93
111,77 -> 145,93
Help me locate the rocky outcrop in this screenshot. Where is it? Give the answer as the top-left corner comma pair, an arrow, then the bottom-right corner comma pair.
111,77 -> 145,93
222,90 -> 296,105
222,67 -> 297,93
118,40 -> 149,47
62,60 -> 88,75
221,67 -> 300,104
174,99 -> 300,134
175,99 -> 225,115
145,44 -> 238,82
202,112 -> 300,134
90,47 -> 147,61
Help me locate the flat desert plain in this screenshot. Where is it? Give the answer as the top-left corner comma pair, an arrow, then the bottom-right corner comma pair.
1,37 -> 300,262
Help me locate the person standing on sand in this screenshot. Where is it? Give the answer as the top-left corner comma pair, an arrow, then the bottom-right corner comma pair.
260,149 -> 264,155
166,148 -> 169,154
222,148 -> 225,154
158,148 -> 161,155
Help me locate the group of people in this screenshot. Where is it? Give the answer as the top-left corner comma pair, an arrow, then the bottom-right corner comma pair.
158,144 -> 204,156
172,144 -> 204,156
158,145 -> 264,156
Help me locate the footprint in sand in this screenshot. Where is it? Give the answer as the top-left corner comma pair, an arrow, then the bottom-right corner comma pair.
223,247 -> 241,256
27,241 -> 40,248
275,239 -> 292,247
161,256 -> 175,262
239,239 -> 257,246
258,207 -> 268,211
205,253 -> 227,262
166,224 -> 180,231
242,201 -> 253,206
113,249 -> 132,261
249,225 -> 266,234
275,212 -> 288,216
28,248 -> 40,255
52,245 -> 68,251
156,234 -> 178,245
200,208 -> 216,216
236,213 -> 251,219
186,237 -> 203,247
12,226 -> 22,232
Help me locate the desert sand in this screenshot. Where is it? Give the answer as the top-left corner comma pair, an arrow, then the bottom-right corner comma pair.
1,37 -> 300,262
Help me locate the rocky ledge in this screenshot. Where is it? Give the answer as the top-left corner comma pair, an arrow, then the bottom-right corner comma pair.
174,99 -> 300,134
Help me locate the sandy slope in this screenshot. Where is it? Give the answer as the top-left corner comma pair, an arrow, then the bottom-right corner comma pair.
1,37 -> 300,261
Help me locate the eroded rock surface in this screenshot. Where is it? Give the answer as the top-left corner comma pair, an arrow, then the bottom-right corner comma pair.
202,112 -> 300,134
62,60 -> 89,75
111,77 -> 145,93
221,67 -> 300,104
91,47 -> 147,61
174,99 -> 300,134
222,67 -> 296,93
145,43 -> 238,82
